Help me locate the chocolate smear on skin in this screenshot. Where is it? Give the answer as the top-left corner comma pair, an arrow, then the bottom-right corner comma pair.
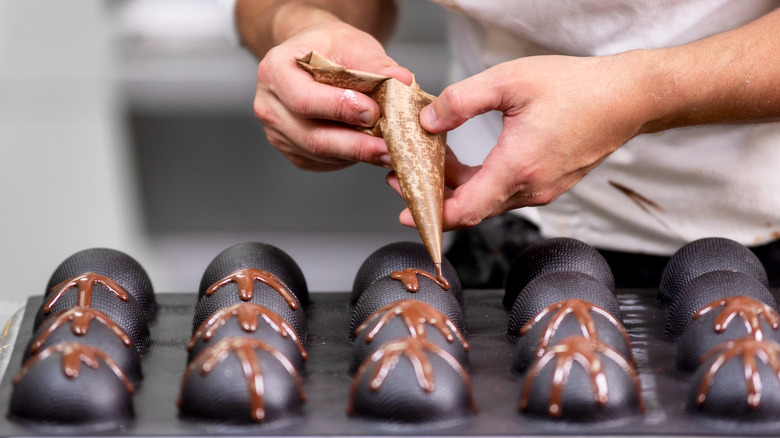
520,336 -> 643,417
14,343 -> 135,394
355,299 -> 468,351
179,337 -> 306,423
390,268 -> 450,292
696,337 -> 780,410
44,273 -> 129,314
188,302 -> 307,360
297,52 -> 446,274
205,268 -> 298,310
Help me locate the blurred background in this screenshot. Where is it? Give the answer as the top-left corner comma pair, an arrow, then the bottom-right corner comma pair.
0,0 -> 450,303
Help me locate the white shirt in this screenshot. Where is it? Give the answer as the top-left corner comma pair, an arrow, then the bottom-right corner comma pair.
430,0 -> 780,254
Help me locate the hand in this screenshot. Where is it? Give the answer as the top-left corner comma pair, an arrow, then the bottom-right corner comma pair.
254,21 -> 413,171
392,53 -> 650,230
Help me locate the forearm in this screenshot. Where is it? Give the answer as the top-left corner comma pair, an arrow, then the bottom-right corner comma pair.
235,0 -> 397,59
636,8 -> 780,133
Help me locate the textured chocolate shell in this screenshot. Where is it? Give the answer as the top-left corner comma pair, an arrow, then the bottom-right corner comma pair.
34,283 -> 150,353
9,343 -> 135,428
520,337 -> 642,422
187,303 -> 307,372
665,270 -> 777,340
192,280 -> 307,343
351,241 -> 461,306
676,297 -> 780,372
45,247 -> 155,320
687,338 -> 780,420
350,300 -> 469,375
179,337 -> 305,425
507,271 -> 622,337
348,337 -> 476,423
658,237 -> 768,306
198,242 -> 309,309
25,311 -> 143,386
350,275 -> 465,338
512,304 -> 632,374
504,238 -> 614,309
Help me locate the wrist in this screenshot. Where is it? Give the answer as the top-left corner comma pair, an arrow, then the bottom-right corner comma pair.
270,1 -> 342,46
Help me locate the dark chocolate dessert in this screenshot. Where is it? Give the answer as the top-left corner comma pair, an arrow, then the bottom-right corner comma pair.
504,237 -> 615,309
45,248 -> 156,320
198,242 -> 309,308
351,241 -> 461,306
348,336 -> 476,423
512,299 -> 633,373
665,270 -> 777,340
688,337 -> 780,419
9,343 -> 135,428
676,296 -> 780,372
351,299 -> 469,374
519,336 -> 643,421
179,337 -> 306,424
188,302 -> 307,371
507,271 -> 622,338
658,237 -> 768,306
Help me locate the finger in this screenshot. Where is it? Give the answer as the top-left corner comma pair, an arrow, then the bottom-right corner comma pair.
443,146 -> 479,190
263,63 -> 383,128
420,74 -> 504,133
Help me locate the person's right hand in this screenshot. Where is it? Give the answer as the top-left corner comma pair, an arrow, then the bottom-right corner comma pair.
254,21 -> 413,171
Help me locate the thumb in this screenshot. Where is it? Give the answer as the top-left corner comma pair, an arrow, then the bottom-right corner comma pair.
420,75 -> 503,133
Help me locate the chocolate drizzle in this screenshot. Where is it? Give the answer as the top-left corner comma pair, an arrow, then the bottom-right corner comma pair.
390,268 -> 450,292
696,337 -> 780,410
694,296 -> 780,341
44,272 -> 129,315
31,307 -> 133,354
355,299 -> 468,351
14,342 -> 135,394
188,302 -> 307,360
521,299 -> 633,364
180,337 -> 306,422
348,337 -> 477,414
520,336 -> 643,417
205,268 -> 298,310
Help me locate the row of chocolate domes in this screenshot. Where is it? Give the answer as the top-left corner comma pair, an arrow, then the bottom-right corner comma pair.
348,242 -> 477,423
178,242 -> 310,425
503,238 -> 643,421
9,248 -> 156,430
660,237 -> 780,419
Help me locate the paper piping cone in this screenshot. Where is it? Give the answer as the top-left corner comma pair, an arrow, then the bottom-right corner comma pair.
296,52 -> 447,284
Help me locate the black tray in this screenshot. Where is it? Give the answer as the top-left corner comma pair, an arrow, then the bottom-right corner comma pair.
1,290 -> 779,437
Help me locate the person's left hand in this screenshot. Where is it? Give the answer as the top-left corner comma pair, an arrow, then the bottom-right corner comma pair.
387,52 -> 652,230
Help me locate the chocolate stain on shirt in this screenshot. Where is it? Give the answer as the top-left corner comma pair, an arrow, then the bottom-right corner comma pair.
608,179 -> 671,232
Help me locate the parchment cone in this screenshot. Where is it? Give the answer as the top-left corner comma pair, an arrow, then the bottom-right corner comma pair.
296,52 -> 448,286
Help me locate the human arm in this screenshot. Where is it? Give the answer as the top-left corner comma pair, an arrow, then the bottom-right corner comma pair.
237,0 -> 413,171
396,8 -> 780,230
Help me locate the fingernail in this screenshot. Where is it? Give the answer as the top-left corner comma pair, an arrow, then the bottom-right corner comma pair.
359,110 -> 372,126
379,154 -> 392,167
420,106 -> 437,128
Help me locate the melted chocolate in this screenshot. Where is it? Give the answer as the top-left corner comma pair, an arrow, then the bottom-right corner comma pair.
44,273 -> 129,315
694,296 -> 780,341
696,336 -> 780,409
205,268 -> 298,310
31,307 -> 132,354
347,336 -> 477,415
355,299 -> 468,352
390,268 -> 450,292
521,299 -> 633,364
180,337 -> 305,423
520,336 -> 643,417
188,302 -> 307,360
14,342 -> 134,394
